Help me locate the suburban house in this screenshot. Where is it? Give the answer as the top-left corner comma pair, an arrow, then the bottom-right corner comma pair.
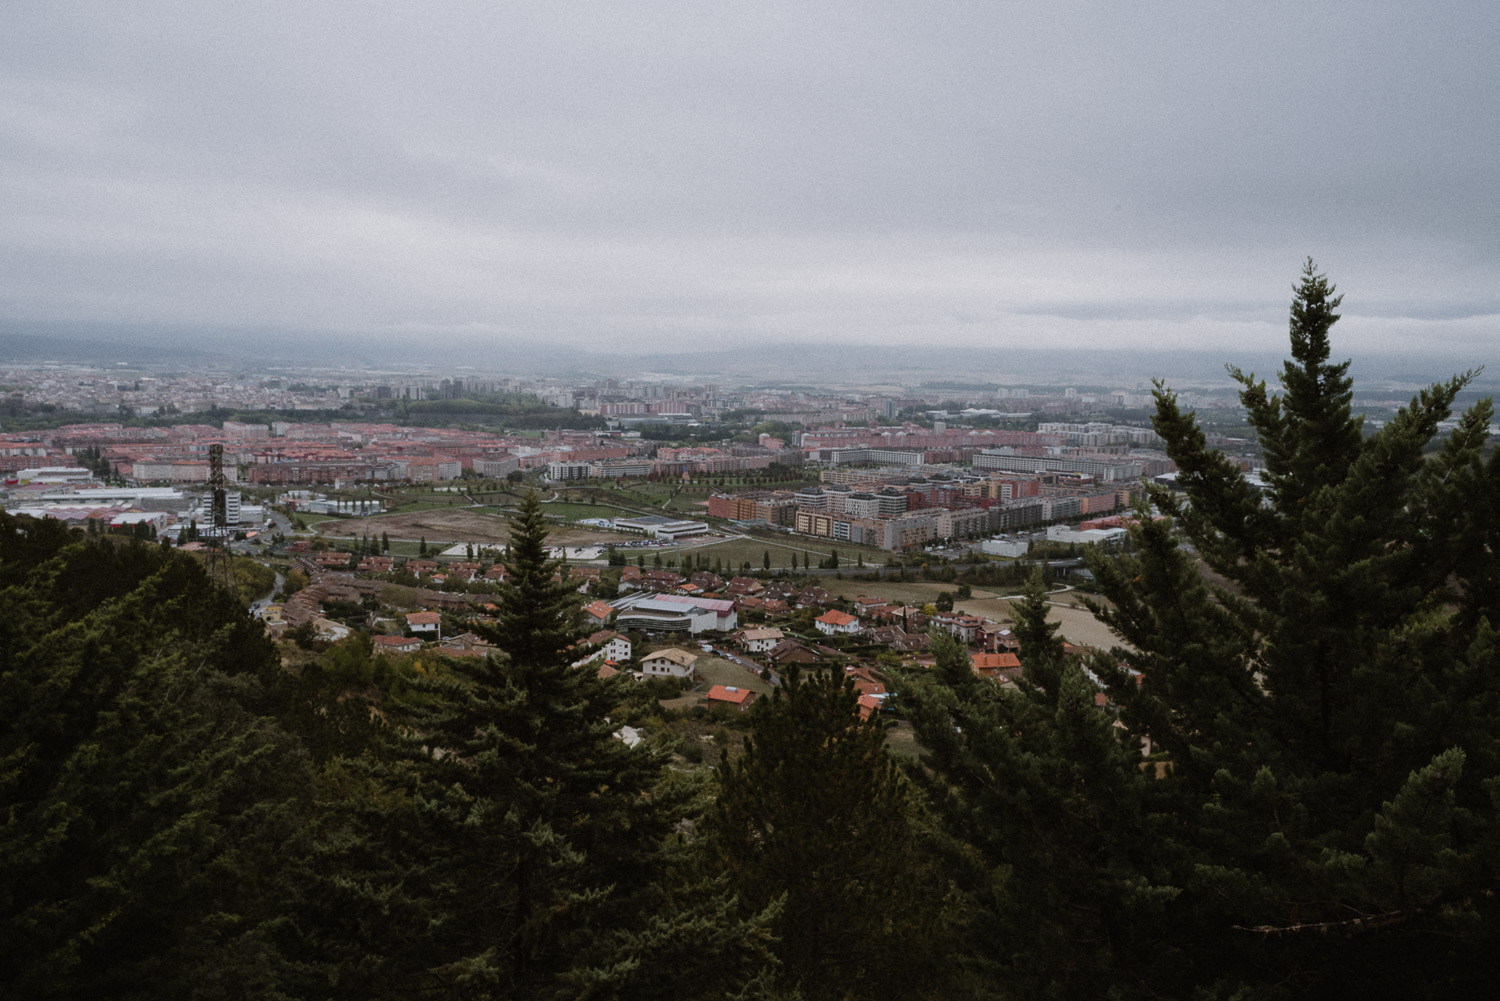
591,630 -> 631,664
406,610 -> 442,639
814,610 -> 862,636
374,634 -> 422,655
767,638 -> 822,666
971,651 -> 1023,682
737,627 -> 784,654
641,647 -> 699,680
931,612 -> 985,644
705,684 -> 757,712
580,599 -> 616,627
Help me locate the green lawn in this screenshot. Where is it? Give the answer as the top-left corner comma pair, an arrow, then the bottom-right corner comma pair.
667,535 -> 885,572
690,655 -> 773,696
538,502 -> 640,521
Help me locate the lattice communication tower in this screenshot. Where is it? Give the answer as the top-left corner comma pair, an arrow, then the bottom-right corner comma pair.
204,443 -> 237,596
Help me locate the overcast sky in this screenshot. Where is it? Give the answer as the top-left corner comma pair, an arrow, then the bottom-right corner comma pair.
2,2 -> 1497,362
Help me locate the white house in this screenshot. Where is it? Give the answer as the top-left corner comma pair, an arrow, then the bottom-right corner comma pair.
640,647 -> 699,680
814,610 -> 862,636
738,627 -> 785,654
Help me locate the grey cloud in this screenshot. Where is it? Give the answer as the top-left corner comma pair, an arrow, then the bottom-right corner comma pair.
0,2 -> 1497,359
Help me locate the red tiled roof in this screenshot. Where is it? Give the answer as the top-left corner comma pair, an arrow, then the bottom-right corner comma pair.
705,685 -> 753,705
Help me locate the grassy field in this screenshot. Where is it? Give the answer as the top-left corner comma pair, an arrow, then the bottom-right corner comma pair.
692,655 -> 773,695
538,501 -> 641,521
665,535 -> 887,571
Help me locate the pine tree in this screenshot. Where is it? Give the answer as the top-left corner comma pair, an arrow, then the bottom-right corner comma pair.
711,668 -> 962,1001
904,262 -> 1500,999
902,582 -> 1157,998
319,490 -> 771,998
1078,262 -> 1500,996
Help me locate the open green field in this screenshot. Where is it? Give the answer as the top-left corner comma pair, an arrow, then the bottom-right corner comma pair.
663,535 -> 887,571
692,655 -> 773,696
538,501 -> 641,521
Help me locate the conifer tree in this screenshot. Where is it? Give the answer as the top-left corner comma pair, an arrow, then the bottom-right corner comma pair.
905,262 -> 1500,999
0,517 -> 315,999
318,490 -> 774,998
711,668 -> 961,1001
1080,262 -> 1500,995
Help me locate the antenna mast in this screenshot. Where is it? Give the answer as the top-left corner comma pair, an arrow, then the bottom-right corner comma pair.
204,443 -> 237,596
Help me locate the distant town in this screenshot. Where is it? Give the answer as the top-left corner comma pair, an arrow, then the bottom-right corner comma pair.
0,360 -> 1268,682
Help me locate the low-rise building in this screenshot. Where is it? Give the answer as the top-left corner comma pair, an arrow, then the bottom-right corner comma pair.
374,635 -> 423,655
406,610 -> 442,639
641,647 -> 699,680
737,627 -> 784,653
815,610 -> 862,636
704,685 -> 757,712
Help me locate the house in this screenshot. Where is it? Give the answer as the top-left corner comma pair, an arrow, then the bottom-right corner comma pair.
690,571 -> 725,592
484,563 -> 509,582
725,576 -> 764,597
852,596 -> 888,617
588,629 -> 631,664
796,586 -> 832,607
406,610 -> 442,639
448,562 -> 482,581
981,624 -> 1020,652
641,569 -> 686,591
971,651 -> 1022,681
856,693 -> 883,720
581,599 -> 616,626
441,631 -> 497,657
767,638 -> 822,666
705,684 -> 757,712
844,665 -> 886,697
641,647 -> 699,680
815,610 -> 862,636
737,627 -> 784,654
931,612 -> 984,644
373,634 -> 422,655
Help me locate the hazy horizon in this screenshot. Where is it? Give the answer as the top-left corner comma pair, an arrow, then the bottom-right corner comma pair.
3,4 -> 1498,364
